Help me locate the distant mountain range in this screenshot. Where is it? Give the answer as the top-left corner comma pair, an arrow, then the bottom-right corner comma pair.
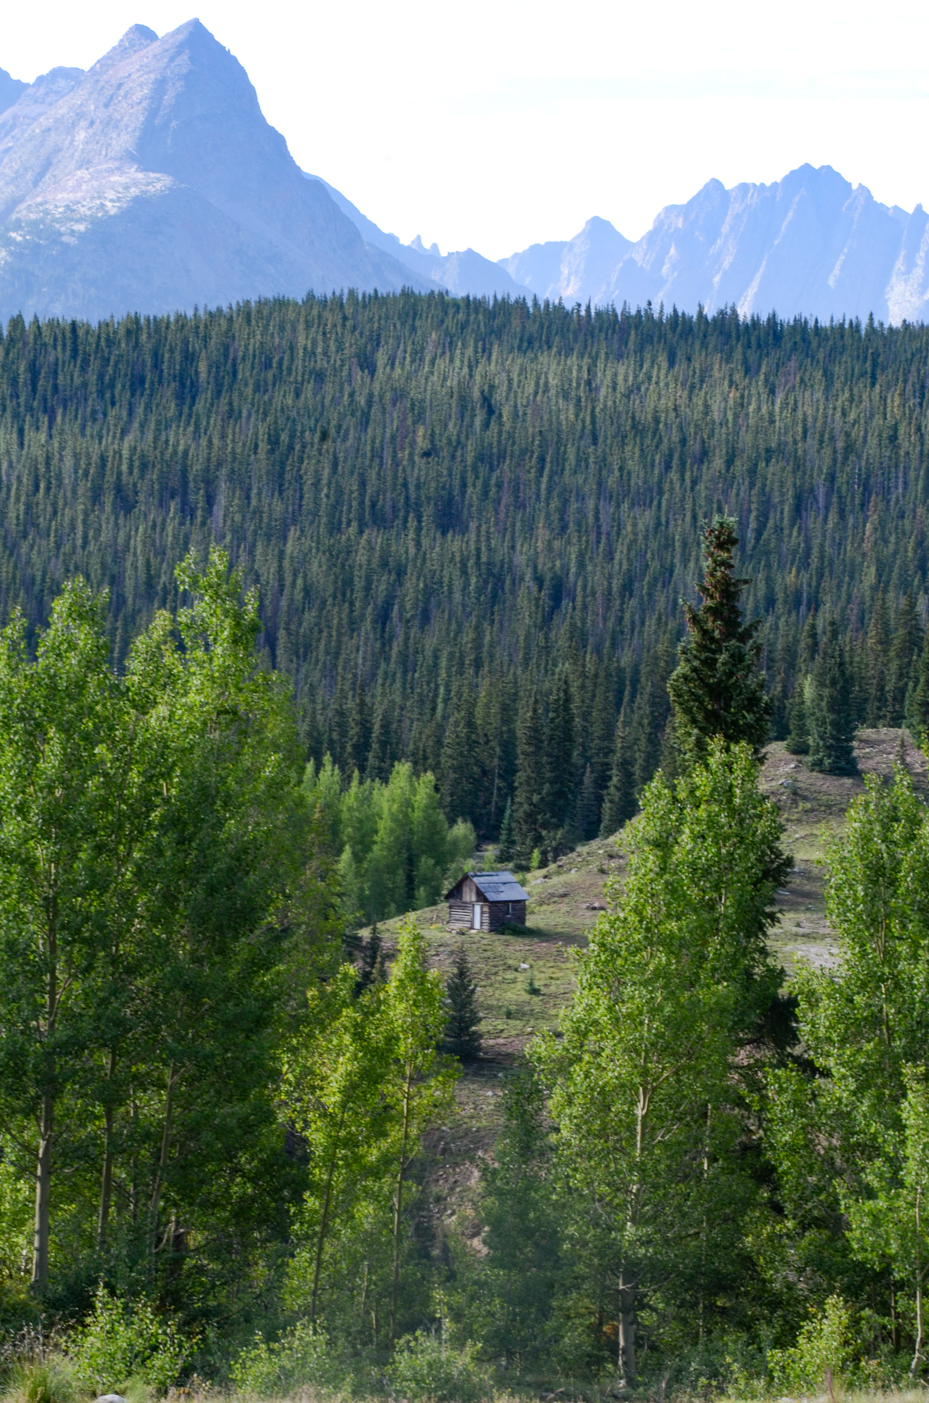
1,22 -> 928,324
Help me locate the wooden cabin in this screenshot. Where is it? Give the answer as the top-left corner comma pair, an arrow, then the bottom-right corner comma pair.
445,871 -> 529,932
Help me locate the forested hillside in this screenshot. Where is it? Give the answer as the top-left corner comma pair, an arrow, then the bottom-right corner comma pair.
1,295 -> 928,845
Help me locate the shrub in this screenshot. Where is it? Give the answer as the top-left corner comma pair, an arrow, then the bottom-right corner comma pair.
69,1286 -> 187,1397
386,1330 -> 488,1403
228,1321 -> 332,1397
768,1295 -> 856,1396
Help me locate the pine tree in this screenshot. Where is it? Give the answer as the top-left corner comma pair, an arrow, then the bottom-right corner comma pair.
476,677 -> 517,837
797,611 -> 820,677
443,945 -> 483,1062
867,590 -> 890,725
807,619 -> 858,775
784,681 -> 809,754
906,630 -> 929,743
347,683 -> 372,777
589,668 -> 618,808
367,694 -> 397,783
667,517 -> 771,760
629,648 -> 672,795
514,690 -> 546,866
573,763 -> 600,842
887,594 -> 921,724
543,668 -> 575,836
439,684 -> 481,829
326,675 -> 351,771
497,797 -> 516,863
356,924 -> 384,996
600,712 -> 636,836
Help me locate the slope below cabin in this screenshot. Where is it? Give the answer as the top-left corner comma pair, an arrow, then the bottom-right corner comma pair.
446,871 -> 528,932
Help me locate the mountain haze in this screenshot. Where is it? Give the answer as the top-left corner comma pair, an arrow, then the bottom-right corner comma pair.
502,166 -> 929,325
0,21 -> 431,322
1,24 -> 928,323
308,172 -> 526,298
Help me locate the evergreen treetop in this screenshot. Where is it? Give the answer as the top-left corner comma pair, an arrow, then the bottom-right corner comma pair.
443,945 -> 483,1062
807,618 -> 858,775
668,517 -> 771,760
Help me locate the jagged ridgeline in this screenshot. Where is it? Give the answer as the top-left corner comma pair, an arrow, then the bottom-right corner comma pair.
0,293 -> 925,784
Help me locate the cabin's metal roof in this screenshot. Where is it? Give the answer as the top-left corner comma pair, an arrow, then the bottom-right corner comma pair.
445,871 -> 529,902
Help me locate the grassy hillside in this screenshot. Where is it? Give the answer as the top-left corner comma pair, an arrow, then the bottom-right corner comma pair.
364,727 -> 928,1197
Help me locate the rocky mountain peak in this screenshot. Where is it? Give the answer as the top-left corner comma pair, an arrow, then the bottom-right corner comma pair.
87,24 -> 159,76
0,19 -> 434,323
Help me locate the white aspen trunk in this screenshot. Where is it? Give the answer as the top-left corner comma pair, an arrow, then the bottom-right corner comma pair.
912,1184 -> 924,1376
31,1095 -> 53,1287
32,904 -> 58,1289
389,1057 -> 413,1345
96,1046 -> 118,1250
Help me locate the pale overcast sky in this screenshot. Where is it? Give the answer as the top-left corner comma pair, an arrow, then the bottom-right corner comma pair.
2,0 -> 927,260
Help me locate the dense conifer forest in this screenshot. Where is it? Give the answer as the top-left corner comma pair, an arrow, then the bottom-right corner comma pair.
6,297 -> 929,1403
1,294 -> 929,849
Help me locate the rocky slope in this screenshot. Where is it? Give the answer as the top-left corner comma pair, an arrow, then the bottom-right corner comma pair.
0,22 -> 432,323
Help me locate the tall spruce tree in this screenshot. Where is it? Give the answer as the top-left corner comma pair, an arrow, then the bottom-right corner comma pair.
573,763 -> 600,842
667,517 -> 771,761
347,684 -> 372,777
600,711 -> 636,836
476,678 -> 517,838
589,669 -> 618,809
367,694 -> 397,783
784,680 -> 810,755
888,594 -> 921,725
629,647 -> 672,795
907,630 -> 929,743
543,668 -> 575,837
514,690 -> 546,865
443,945 -> 483,1061
807,619 -> 858,775
867,589 -> 891,725
496,798 -> 516,864
439,684 -> 481,829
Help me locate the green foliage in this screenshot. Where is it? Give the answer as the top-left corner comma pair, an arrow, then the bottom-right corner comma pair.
282,965 -> 395,1325
542,668 -> 575,840
283,919 -> 457,1352
668,517 -> 771,760
600,712 -> 635,835
69,1286 -> 187,1395
450,1071 -> 560,1371
495,799 -> 515,864
306,760 -> 475,924
3,1358 -> 79,1403
534,741 -> 789,1381
385,1330 -> 488,1403
0,297 -> 927,851
808,620 -> 858,774
906,631 -> 929,743
228,1321 -> 332,1396
767,766 -> 929,1371
845,1067 -> 929,1375
0,553 -> 341,1313
442,947 -> 483,1062
382,920 -> 459,1342
514,691 -> 546,866
767,1295 -> 856,1395
785,677 -> 811,754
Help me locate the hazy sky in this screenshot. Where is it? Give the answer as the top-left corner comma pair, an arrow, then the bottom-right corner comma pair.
3,0 -> 928,260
